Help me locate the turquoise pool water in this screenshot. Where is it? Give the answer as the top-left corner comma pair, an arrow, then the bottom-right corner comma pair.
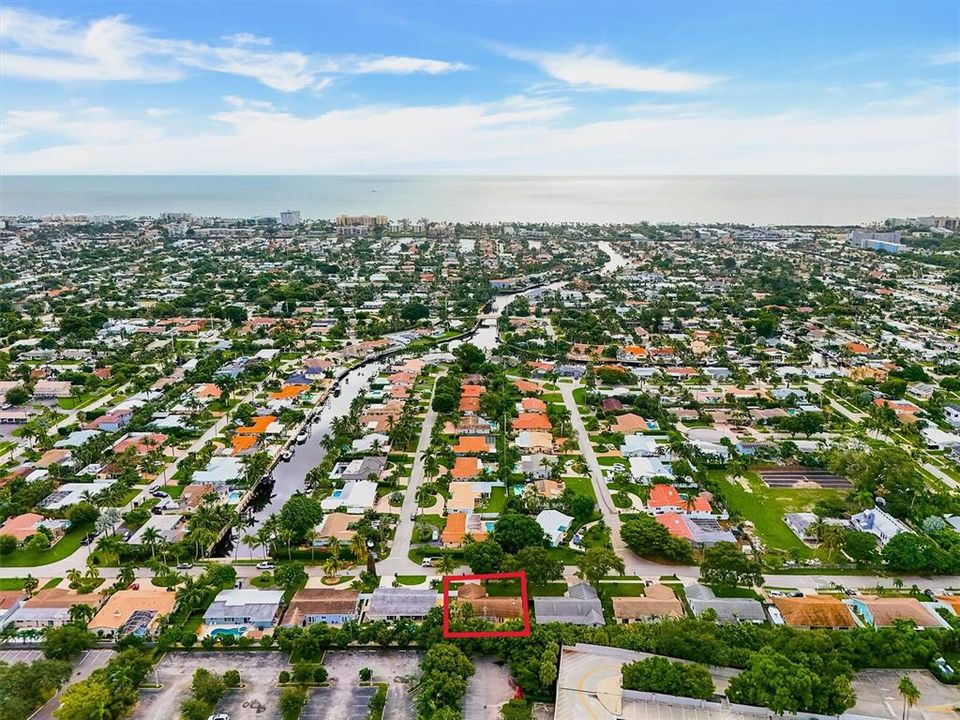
210,626 -> 247,638
484,521 -> 496,532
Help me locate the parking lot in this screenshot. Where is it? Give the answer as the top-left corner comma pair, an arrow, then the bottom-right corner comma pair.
133,651 -> 290,720
0,648 -> 115,720
316,650 -> 421,720
302,684 -> 377,720
852,669 -> 960,720
321,649 -> 421,720
463,656 -> 516,720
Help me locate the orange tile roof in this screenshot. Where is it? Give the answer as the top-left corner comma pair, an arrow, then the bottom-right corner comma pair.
231,434 -> 259,455
656,513 -> 692,540
237,415 -> 277,434
772,596 -> 856,628
461,384 -> 486,397
452,457 -> 482,479
454,436 -> 491,454
612,413 -> 647,433
513,413 -> 552,431
648,484 -> 682,509
269,384 -> 310,400
521,398 -> 547,413
514,379 -> 542,394
459,396 -> 481,413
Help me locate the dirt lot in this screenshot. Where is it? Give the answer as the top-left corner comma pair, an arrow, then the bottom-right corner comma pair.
133,651 -> 290,719
463,656 -> 516,720
321,648 -> 422,720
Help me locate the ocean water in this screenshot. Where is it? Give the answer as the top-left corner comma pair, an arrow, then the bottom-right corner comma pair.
1,175 -> 957,225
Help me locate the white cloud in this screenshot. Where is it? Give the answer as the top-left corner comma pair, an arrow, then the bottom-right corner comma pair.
499,45 -> 719,93
0,7 -> 467,91
927,47 -> 960,65
3,97 -> 956,176
349,56 -> 468,75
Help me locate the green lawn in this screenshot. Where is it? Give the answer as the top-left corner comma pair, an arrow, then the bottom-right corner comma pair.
485,487 -> 506,513
165,484 -> 186,498
396,575 -> 426,585
0,578 -> 26,590
599,582 -> 646,597
712,471 -> 839,559
2,522 -> 93,566
709,585 -> 762,600
485,580 -> 567,597
563,476 -> 597,503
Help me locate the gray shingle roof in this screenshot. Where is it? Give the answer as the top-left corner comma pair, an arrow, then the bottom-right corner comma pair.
689,597 -> 767,623
366,588 -> 438,619
533,596 -> 604,626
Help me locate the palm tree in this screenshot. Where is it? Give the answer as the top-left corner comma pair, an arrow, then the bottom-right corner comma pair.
322,554 -> 344,580
436,551 -> 457,576
898,676 -> 920,720
349,535 -> 368,567
141,527 -> 162,558
306,529 -> 320,562
189,526 -> 216,559
893,577 -> 905,591
117,565 -> 135,588
66,568 -> 83,590
69,603 -> 95,624
175,576 -> 208,612
243,533 -> 261,560
820,524 -> 845,562
256,524 -> 274,560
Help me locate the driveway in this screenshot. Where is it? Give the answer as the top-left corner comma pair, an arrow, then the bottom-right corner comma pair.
321,648 -> 422,720
133,651 -> 289,719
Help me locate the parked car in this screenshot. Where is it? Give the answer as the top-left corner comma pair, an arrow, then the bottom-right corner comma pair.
176,562 -> 194,570
208,714 -> 230,720
421,557 -> 435,568
296,433 -> 308,445
281,449 -> 294,462
256,561 -> 276,570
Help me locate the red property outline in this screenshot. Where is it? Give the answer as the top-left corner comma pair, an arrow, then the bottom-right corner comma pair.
442,570 -> 532,639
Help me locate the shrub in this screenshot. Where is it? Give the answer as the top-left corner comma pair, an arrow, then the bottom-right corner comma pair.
359,667 -> 373,682
222,670 -> 241,688
313,666 -> 327,683
278,670 -> 291,684
279,687 -> 306,720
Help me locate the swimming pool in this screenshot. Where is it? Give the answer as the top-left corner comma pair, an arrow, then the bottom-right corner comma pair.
330,489 -> 343,499
227,490 -> 242,503
484,521 -> 496,533
210,626 -> 247,638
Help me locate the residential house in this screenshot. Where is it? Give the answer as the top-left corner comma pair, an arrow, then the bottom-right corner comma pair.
850,507 -> 911,547
612,585 -> 683,624
88,588 -> 177,637
0,513 -> 70,544
281,589 -> 360,627
533,583 -> 604,626
313,513 -> 357,547
536,509 -> 573,546
5,589 -> 103,629
847,596 -> 947,629
771,595 -> 857,629
203,589 -> 283,631
455,583 -> 524,621
515,431 -> 553,454
366,588 -> 438,621
441,512 -> 489,547
320,480 -> 378,513
686,584 -> 766,624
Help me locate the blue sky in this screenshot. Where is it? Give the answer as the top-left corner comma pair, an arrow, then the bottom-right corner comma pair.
1,1 -> 957,174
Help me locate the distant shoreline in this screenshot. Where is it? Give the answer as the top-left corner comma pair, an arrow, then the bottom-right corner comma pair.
2,175 -> 957,225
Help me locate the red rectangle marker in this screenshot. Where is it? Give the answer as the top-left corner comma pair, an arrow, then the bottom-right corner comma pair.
441,570 -> 532,639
